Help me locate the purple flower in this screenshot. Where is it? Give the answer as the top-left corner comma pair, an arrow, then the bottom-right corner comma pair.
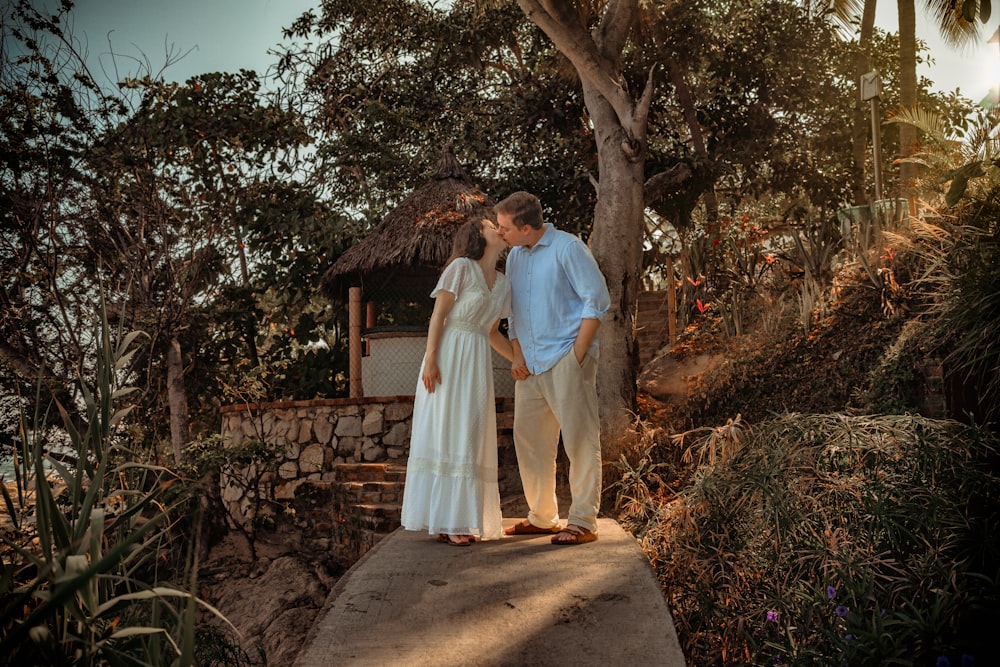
772,655 -> 783,665
960,655 -> 974,667
827,585 -> 837,599
845,634 -> 855,640
835,605 -> 849,617
936,657 -> 951,667
766,610 -> 779,623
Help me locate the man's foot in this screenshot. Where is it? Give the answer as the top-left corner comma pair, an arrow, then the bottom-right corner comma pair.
436,533 -> 472,547
551,524 -> 597,545
504,519 -> 562,536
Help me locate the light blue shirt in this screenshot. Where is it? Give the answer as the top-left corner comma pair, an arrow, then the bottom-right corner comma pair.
506,223 -> 610,375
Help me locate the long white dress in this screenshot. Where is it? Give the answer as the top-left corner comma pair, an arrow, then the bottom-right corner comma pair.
400,257 -> 510,540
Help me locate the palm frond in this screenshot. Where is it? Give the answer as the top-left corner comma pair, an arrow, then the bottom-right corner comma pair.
924,0 -> 986,49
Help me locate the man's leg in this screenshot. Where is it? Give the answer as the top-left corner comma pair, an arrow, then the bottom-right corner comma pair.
547,352 -> 601,534
512,373 -> 561,529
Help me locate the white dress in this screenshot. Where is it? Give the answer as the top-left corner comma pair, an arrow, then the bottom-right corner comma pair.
400,258 -> 510,540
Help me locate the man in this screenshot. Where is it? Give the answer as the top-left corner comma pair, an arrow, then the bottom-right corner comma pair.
495,191 -> 610,545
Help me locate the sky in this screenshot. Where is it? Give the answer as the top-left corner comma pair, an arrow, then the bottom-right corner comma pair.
57,0 -> 317,86
31,1 -> 1000,104
874,3 -> 1000,103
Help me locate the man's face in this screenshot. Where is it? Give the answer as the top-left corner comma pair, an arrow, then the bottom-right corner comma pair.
496,212 -> 530,247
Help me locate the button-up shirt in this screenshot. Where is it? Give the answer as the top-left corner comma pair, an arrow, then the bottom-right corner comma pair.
506,223 -> 610,375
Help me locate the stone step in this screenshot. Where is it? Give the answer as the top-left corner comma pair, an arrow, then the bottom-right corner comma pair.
339,502 -> 402,533
334,480 -> 405,505
334,462 -> 407,483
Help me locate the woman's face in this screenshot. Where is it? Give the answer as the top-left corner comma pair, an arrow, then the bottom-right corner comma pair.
482,219 -> 505,249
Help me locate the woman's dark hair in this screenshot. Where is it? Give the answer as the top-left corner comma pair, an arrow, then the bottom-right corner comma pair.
445,219 -> 487,265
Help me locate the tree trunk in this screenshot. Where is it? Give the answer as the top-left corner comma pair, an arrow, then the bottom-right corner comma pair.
852,0 -> 877,204
896,0 -> 920,197
166,336 -> 190,462
582,81 -> 646,464
513,0 -> 651,463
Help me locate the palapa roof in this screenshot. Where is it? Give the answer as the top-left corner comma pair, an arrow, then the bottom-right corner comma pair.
320,147 -> 495,302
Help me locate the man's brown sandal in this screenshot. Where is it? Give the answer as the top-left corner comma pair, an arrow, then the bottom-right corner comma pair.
504,520 -> 562,536
551,524 -> 597,545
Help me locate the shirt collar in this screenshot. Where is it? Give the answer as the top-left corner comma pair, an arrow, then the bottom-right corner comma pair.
527,223 -> 554,251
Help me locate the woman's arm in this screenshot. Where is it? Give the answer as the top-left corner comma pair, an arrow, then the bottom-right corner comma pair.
489,318 -> 514,362
422,291 -> 456,393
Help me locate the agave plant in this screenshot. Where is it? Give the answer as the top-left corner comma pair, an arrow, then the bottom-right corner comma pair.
0,303 -> 234,665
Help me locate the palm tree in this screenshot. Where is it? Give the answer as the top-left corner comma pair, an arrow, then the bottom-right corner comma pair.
899,0 -> 920,196
898,1 -> 989,197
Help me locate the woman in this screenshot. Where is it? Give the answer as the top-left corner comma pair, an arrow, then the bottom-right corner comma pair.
400,217 -> 514,546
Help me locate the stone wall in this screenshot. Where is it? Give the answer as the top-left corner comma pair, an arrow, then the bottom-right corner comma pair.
218,396 -> 519,539
219,397 -> 410,525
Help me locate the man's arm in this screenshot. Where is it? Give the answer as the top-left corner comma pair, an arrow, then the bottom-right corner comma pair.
573,317 -> 601,364
510,338 -> 531,380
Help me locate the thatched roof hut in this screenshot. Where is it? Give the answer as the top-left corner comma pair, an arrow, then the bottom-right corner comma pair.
320,147 -> 495,303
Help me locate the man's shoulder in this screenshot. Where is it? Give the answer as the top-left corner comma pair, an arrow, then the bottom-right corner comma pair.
544,226 -> 583,247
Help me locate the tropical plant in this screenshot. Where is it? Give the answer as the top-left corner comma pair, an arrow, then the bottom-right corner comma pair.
0,305 -> 234,665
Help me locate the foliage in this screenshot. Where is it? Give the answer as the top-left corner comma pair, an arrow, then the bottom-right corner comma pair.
616,413 -> 1000,666
1,0 -> 349,464
183,433 -> 281,563
857,320 -> 932,415
893,216 -> 1000,424
276,0 -> 598,233
0,307 -> 232,665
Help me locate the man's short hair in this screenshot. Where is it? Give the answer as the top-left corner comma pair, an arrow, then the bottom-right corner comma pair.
494,191 -> 543,230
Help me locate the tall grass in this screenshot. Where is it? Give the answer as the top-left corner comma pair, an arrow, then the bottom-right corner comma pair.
909,217 -> 1000,423
616,413 -> 999,666
0,305 -> 233,665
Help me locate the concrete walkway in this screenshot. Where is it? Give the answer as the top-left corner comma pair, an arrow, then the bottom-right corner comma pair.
294,518 -> 686,667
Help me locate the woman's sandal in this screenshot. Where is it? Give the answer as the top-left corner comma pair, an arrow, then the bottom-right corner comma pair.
436,533 -> 472,547
551,524 -> 597,545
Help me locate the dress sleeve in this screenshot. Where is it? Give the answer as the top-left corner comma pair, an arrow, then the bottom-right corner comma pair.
431,258 -> 465,298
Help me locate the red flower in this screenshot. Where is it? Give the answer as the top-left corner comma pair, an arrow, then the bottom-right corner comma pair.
696,299 -> 710,314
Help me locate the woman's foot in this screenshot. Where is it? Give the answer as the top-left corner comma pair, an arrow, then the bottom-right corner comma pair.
436,533 -> 472,547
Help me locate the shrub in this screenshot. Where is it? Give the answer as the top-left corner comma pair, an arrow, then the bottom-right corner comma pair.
617,413 -> 1000,666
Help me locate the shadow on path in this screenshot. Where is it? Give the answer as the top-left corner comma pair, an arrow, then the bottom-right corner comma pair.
294,518 -> 685,666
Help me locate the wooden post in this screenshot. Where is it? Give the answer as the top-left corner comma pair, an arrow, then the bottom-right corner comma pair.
666,255 -> 678,345
366,300 -> 376,356
349,287 -> 362,398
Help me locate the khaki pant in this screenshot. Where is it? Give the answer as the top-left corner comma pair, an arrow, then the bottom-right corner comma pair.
513,351 -> 601,533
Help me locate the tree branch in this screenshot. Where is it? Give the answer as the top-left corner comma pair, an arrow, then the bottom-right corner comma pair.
643,163 -> 692,206
518,0 -> 636,124
595,0 -> 635,59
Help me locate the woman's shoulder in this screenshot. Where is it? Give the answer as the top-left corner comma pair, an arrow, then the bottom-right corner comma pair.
443,257 -> 473,274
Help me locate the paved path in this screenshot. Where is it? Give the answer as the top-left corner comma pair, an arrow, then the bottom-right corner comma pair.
294,518 -> 686,667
